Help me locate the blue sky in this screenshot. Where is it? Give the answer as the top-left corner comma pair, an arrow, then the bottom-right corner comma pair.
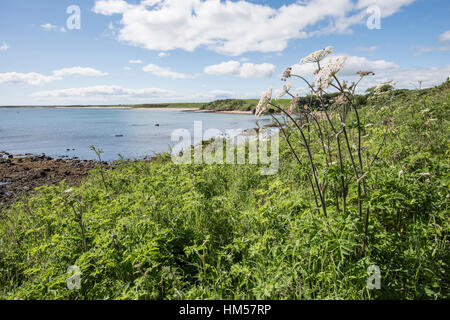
0,0 -> 449,105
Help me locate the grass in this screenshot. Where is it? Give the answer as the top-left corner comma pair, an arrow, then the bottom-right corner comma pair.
0,81 -> 448,300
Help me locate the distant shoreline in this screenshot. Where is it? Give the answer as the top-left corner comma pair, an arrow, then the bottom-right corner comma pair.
0,105 -> 254,114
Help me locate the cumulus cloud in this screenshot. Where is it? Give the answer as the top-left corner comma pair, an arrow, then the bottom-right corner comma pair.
92,0 -> 415,56
204,61 -> 275,78
0,72 -> 62,86
53,67 -> 108,77
158,52 -> 169,57
0,42 -> 9,51
32,85 -> 173,98
142,64 -> 194,79
31,85 -> 238,103
373,65 -> 450,89
439,30 -> 450,42
355,0 -> 415,17
0,67 -> 108,85
93,0 -> 130,15
129,59 -> 143,64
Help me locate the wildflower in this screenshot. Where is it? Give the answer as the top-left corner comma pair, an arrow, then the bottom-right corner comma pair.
373,80 -> 396,95
275,82 -> 292,100
300,46 -> 333,64
419,172 -> 431,177
335,93 -> 346,105
313,56 -> 348,94
357,70 -> 375,77
288,96 -> 300,115
255,86 -> 273,117
281,67 -> 292,81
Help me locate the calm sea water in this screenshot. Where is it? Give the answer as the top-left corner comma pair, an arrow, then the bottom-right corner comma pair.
0,107 -> 270,161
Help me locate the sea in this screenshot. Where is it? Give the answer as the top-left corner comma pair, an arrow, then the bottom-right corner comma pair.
0,107 -> 272,161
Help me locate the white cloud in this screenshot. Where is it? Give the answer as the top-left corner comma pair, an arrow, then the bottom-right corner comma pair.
60,27 -> 67,33
240,63 -> 276,78
41,23 -> 58,31
0,67 -> 108,85
0,72 -> 62,85
124,66 -> 132,71
356,0 -> 415,17
31,85 -> 238,103
92,0 -> 415,56
204,61 -> 275,78
129,59 -> 143,64
32,85 -> 173,99
439,30 -> 450,42
52,67 -> 108,77
373,65 -> 450,89
142,64 -> 194,79
158,52 -> 169,57
0,42 -> 9,51
204,61 -> 241,76
93,0 -> 130,15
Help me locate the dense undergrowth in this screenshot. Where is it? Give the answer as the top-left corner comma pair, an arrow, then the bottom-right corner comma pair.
0,81 -> 448,299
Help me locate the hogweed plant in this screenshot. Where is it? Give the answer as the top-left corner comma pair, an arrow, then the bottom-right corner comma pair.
256,46 -> 387,255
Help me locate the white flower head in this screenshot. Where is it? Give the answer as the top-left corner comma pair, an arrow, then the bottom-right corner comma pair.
275,81 -> 292,100
255,86 -> 273,117
313,56 -> 348,94
300,46 -> 334,64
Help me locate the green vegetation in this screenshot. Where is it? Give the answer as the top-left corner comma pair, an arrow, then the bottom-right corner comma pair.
200,99 -> 259,111
126,102 -> 207,109
200,98 -> 293,112
0,81 -> 449,300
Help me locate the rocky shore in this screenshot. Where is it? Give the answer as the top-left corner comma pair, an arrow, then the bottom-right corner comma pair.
0,151 -> 106,209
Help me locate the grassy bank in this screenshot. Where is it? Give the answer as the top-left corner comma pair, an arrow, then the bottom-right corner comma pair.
0,81 -> 448,299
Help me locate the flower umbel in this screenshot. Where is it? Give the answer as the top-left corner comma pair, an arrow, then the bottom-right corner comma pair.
357,70 -> 375,77
275,82 -> 292,100
281,67 -> 292,81
313,56 -> 348,94
255,86 -> 273,117
300,46 -> 333,64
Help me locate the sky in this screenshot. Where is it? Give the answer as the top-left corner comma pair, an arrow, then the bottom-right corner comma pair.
0,0 -> 449,105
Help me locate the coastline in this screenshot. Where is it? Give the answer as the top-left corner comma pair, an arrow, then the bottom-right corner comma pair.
1,105 -> 254,114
